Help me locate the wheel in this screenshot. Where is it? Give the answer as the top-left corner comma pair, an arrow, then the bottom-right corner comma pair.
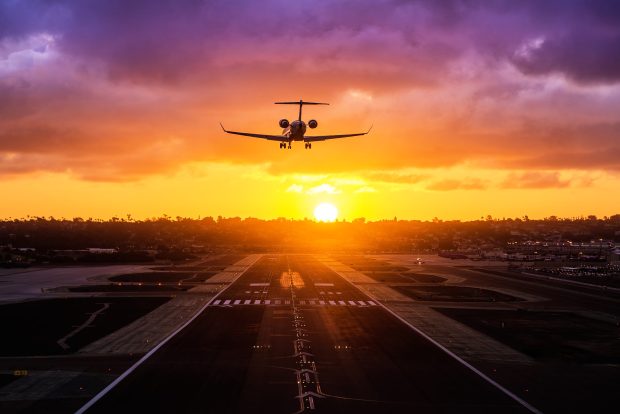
309,143 -> 312,149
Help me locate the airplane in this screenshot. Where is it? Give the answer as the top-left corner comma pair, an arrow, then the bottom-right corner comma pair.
220,99 -> 371,149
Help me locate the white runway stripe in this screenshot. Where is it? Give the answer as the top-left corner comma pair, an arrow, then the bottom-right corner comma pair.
211,299 -> 384,307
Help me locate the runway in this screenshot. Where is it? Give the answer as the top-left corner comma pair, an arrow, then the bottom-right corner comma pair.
80,255 -> 532,413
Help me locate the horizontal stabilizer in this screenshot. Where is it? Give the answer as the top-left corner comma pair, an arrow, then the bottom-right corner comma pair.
275,101 -> 329,105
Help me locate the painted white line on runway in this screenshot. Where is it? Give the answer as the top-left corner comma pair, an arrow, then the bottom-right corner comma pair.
331,262 -> 543,414
275,300 -> 281,305
314,283 -> 334,286
250,283 -> 269,286
223,299 -> 231,305
213,300 -> 221,305
234,299 -> 241,305
254,299 -> 261,305
329,300 -> 336,305
319,300 -> 326,305
75,254 -> 263,414
358,301 -> 367,306
244,299 -> 251,305
348,300 -> 356,306
309,300 -> 316,305
338,300 -> 346,306
367,301 -> 377,306
264,300 -> 271,305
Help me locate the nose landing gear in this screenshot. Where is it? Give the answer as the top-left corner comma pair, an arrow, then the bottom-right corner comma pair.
304,143 -> 312,149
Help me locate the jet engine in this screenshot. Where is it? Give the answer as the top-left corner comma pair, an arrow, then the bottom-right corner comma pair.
279,119 -> 290,128
308,119 -> 318,129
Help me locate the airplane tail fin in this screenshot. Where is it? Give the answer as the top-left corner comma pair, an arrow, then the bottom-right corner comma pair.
275,100 -> 329,121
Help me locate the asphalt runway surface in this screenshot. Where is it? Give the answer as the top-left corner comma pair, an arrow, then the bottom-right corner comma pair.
82,255 -> 531,413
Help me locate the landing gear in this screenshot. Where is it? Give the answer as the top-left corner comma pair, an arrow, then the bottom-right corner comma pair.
279,142 -> 286,149
304,143 -> 312,149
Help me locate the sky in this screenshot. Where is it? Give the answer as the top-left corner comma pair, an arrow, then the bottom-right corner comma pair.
1,0 -> 620,221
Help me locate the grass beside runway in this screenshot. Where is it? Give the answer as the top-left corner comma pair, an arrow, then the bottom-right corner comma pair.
0,297 -> 170,356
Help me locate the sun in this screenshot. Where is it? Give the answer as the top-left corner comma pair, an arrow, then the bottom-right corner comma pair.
314,202 -> 338,222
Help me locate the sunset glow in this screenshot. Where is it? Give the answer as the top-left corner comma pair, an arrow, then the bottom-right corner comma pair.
314,203 -> 339,222
2,1 -> 620,220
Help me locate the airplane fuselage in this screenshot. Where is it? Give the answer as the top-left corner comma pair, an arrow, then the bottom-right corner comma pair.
283,120 -> 307,142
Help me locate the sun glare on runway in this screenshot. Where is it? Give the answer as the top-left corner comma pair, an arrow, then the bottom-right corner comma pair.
314,202 -> 338,222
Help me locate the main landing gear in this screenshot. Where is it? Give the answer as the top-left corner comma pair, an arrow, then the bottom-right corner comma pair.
304,143 -> 312,149
279,142 -> 292,149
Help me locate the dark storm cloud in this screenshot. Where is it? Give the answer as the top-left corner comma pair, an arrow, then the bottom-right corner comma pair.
2,0 -> 620,180
512,31 -> 620,84
3,0 -> 620,85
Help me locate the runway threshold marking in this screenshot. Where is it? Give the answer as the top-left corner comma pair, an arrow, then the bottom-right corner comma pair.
328,260 -> 543,414
75,254 -> 263,414
210,299 -> 378,307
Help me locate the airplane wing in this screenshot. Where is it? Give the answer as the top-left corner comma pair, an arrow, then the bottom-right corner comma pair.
220,123 -> 286,142
304,126 -> 372,142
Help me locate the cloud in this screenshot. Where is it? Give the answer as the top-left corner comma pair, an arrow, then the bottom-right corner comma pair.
364,172 -> 429,184
286,184 -> 303,193
511,29 -> 620,85
501,172 -> 570,189
426,178 -> 488,191
2,0 -> 620,181
306,184 -> 341,194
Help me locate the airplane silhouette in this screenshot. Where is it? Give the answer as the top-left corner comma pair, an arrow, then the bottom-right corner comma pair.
220,100 -> 371,149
